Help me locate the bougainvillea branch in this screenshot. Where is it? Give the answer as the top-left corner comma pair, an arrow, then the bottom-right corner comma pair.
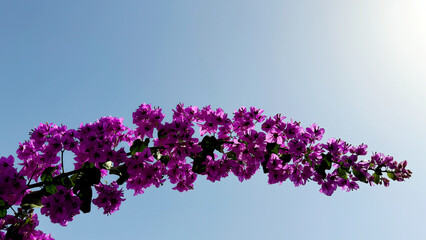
0,103 -> 412,239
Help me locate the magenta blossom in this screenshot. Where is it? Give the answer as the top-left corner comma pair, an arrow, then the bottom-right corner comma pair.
40,186 -> 81,226
93,181 -> 125,215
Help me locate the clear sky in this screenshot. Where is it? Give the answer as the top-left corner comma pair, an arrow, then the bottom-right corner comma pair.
1,1 -> 425,239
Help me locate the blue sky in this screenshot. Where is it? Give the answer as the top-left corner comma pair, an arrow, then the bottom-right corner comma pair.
1,1 -> 425,239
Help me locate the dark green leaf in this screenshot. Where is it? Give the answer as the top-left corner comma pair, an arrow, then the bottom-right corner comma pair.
85,167 -> 101,185
70,172 -> 79,184
79,163 -> 101,186
77,186 -> 92,213
157,129 -> 167,139
0,209 -> 6,218
72,164 -> 101,209
45,184 -> 57,195
5,227 -> 23,240
314,154 -> 333,179
321,153 -> 332,170
200,135 -> 218,158
57,175 -> 74,188
20,190 -> 44,210
192,156 -> 206,174
116,170 -> 129,185
279,154 -> 292,164
374,166 -> 383,176
226,151 -> 237,160
109,165 -> 129,185
262,154 -> 271,174
41,167 -> 57,183
353,169 -> 367,183
129,138 -> 150,156
201,135 -> 217,149
82,162 -> 95,169
266,143 -> 280,154
0,199 -> 7,218
261,159 -> 269,174
314,165 -> 326,179
160,155 -> 170,165
109,164 -> 130,185
215,143 -> 224,153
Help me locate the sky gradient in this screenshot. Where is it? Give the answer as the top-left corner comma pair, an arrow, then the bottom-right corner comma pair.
1,1 -> 425,239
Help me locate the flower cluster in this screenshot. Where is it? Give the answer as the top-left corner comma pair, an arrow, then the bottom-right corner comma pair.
134,103 -> 411,197
196,105 -> 232,138
93,181 -> 125,215
125,149 -> 166,195
73,117 -> 133,169
0,210 -> 53,240
40,186 -> 81,226
133,103 -> 165,138
17,123 -> 75,181
0,156 -> 27,206
0,102 -> 412,240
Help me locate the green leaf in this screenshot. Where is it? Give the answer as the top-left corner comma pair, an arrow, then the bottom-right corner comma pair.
262,154 -> 270,174
129,138 -> 150,156
266,143 -> 280,154
304,153 -> 312,164
116,169 -> 129,185
373,173 -> 380,184
57,175 -> 74,189
72,163 -> 101,212
192,156 -> 206,174
157,129 -> 167,139
79,163 -> 101,186
5,227 -> 23,240
314,165 -> 326,179
321,153 -> 332,170
200,135 -> 218,158
45,184 -> 57,195
352,169 -> 367,183
226,151 -> 237,160
41,167 -> 57,183
77,186 -> 92,213
261,161 -> 269,173
70,173 -> 78,184
387,172 -> 396,181
160,155 -> 170,165
313,154 -> 333,179
0,209 -> 6,218
215,144 -> 224,153
86,167 -> 101,185
0,199 -> 5,208
201,135 -> 217,148
109,165 -> 129,185
20,190 -> 44,210
279,154 -> 292,164
337,168 -> 348,180
24,217 -> 32,225
374,166 -> 383,176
